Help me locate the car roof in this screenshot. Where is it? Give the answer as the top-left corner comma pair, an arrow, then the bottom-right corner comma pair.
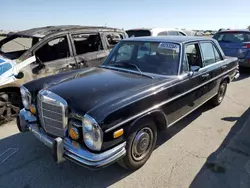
126,27 -> 183,32
123,36 -> 213,43
13,25 -> 125,38
217,29 -> 250,33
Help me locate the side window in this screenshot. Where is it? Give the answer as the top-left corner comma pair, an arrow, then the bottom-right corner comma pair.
105,32 -> 121,49
118,33 -> 125,39
213,45 -> 222,62
158,31 -> 167,36
113,44 -> 134,62
35,36 -> 70,63
200,42 -> 216,66
72,33 -> 103,55
185,43 -> 202,68
167,31 -> 178,36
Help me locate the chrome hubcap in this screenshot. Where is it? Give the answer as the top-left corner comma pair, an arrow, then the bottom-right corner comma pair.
218,84 -> 226,102
132,127 -> 154,161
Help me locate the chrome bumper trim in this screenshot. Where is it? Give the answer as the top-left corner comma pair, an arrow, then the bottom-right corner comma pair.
234,71 -> 240,80
18,109 -> 126,169
64,140 -> 126,168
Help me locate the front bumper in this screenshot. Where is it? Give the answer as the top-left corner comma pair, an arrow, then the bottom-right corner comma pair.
17,109 -> 126,169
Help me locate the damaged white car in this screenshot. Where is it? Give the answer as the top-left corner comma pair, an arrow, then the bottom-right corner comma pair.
0,55 -> 35,123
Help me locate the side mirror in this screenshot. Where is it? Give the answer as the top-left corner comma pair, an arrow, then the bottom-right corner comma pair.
188,66 -> 200,76
14,71 -> 24,79
190,66 -> 200,72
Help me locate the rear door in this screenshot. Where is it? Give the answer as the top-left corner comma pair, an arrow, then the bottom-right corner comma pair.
213,31 -> 250,58
198,41 -> 225,101
70,32 -> 109,68
101,31 -> 123,53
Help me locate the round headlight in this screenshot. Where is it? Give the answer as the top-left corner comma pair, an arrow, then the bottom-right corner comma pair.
20,86 -> 31,110
82,114 -> 103,151
83,133 -> 94,148
82,118 -> 93,132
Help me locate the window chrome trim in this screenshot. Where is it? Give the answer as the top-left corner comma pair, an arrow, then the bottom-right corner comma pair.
105,65 -> 237,133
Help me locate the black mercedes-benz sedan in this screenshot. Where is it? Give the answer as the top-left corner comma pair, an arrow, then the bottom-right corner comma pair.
17,36 -> 240,170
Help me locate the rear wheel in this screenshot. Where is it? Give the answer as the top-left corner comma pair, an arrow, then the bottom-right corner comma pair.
0,92 -> 21,124
210,82 -> 227,106
118,118 -> 157,170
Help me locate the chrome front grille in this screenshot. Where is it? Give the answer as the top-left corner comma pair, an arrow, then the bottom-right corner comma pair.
37,90 -> 68,137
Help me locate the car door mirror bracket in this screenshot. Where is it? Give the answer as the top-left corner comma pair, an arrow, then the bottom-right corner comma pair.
188,66 -> 200,76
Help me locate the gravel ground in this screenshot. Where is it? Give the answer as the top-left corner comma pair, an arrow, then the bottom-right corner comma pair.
0,71 -> 249,188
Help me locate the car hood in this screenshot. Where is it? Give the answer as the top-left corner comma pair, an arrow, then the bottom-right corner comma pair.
47,67 -> 158,116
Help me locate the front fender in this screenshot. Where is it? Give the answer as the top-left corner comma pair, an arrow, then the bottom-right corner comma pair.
125,109 -> 168,136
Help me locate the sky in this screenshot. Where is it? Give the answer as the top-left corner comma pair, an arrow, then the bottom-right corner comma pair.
1,0 -> 250,31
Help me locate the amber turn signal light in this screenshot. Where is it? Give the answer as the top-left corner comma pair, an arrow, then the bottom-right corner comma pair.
29,105 -> 36,114
113,129 -> 124,138
69,127 -> 79,140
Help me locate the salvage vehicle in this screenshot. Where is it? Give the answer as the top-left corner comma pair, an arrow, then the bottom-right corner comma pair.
0,25 -> 127,122
126,28 -> 187,37
213,29 -> 250,68
17,36 -> 240,170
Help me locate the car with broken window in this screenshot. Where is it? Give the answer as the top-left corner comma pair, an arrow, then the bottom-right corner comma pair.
17,36 -> 240,170
0,25 -> 127,123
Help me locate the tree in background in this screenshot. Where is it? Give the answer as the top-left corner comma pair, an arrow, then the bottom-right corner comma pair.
248,26 -> 250,31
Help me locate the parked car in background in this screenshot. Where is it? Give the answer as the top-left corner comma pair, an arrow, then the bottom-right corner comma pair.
213,29 -> 250,68
0,25 -> 127,123
126,28 -> 187,37
18,36 -> 239,170
182,30 -> 196,36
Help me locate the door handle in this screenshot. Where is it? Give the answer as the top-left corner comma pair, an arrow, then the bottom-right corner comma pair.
201,73 -> 210,78
221,65 -> 227,69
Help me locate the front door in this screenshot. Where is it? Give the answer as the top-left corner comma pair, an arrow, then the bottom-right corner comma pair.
163,42 -> 206,125
70,32 -> 109,69
31,34 -> 76,79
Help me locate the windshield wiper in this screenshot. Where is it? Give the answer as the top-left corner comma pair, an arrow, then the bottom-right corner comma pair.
110,62 -> 154,79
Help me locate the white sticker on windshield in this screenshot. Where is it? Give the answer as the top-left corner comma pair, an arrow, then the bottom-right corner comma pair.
158,43 -> 179,52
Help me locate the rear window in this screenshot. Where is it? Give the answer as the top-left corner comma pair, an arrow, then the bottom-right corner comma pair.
126,30 -> 151,37
213,32 -> 250,43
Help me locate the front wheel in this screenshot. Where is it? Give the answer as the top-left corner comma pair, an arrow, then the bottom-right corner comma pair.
118,118 -> 157,170
0,92 -> 21,124
210,82 -> 227,106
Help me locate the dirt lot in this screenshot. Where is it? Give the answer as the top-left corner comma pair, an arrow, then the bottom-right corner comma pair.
0,34 -> 249,188
0,72 -> 249,188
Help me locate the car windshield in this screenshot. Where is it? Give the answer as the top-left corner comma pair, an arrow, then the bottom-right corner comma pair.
126,30 -> 151,37
102,41 -> 180,76
213,32 -> 250,43
0,34 -> 40,60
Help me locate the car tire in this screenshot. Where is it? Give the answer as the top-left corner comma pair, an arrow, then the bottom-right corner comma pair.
210,81 -> 227,106
0,92 -> 21,124
118,118 -> 157,170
